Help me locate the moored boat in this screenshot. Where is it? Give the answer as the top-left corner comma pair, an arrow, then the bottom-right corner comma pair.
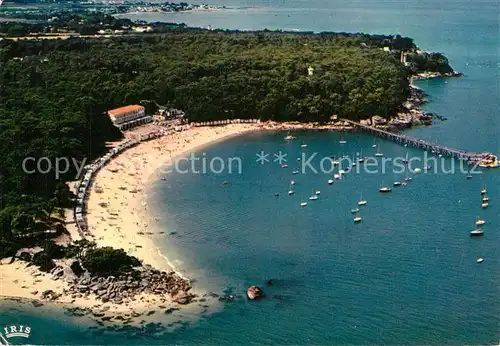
353,216 -> 362,223
470,228 -> 484,236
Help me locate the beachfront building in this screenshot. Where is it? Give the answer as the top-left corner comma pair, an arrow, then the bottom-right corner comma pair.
107,105 -> 151,130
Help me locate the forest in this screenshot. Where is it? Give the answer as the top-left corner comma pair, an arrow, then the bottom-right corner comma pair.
0,17 -> 455,258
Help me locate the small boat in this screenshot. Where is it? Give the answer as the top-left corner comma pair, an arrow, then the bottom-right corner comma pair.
309,195 -> 318,201
328,179 -> 334,185
375,146 -> 383,157
358,157 -> 365,163
300,202 -> 307,207
470,228 -> 484,236
301,144 -> 307,148
352,162 -> 357,167
475,218 -> 486,226
222,180 -> 229,185
393,181 -> 402,187
351,208 -> 360,214
290,180 -> 295,185
315,190 -> 321,195
284,134 -> 296,140
297,157 -> 301,161
402,182 -> 408,187
353,216 -> 362,223
481,185 -> 487,195
332,160 -> 340,165
403,153 -> 409,164
423,165 -> 432,171
282,164 -> 288,168
288,190 -> 295,195
358,197 -> 367,206
334,174 -> 341,180
414,168 -> 422,173
339,137 -> 347,144
482,195 -> 489,202
339,169 -> 345,174
481,202 -> 489,208
372,139 -> 377,148
274,193 -> 279,197
379,185 -> 392,193
292,170 -> 299,174
476,258 -> 484,263
466,175 -> 473,179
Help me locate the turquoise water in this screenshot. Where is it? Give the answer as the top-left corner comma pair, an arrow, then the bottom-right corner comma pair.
2,0 -> 499,344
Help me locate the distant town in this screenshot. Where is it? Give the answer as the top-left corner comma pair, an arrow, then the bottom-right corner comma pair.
0,1 -> 226,21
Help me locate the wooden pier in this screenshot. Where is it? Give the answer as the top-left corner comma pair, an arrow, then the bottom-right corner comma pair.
340,118 -> 494,163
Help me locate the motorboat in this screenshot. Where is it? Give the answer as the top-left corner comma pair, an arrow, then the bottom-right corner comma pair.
300,202 -> 307,207
476,258 -> 484,263
379,186 -> 392,193
328,179 -> 334,185
393,181 -> 402,187
353,216 -> 362,223
284,134 -> 296,140
351,208 -> 360,214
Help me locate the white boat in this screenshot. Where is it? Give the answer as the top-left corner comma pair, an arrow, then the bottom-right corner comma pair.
393,181 -> 402,187
292,170 -> 299,174
290,180 -> 295,185
476,258 -> 484,263
358,199 -> 367,206
282,164 -> 288,168
372,139 -> 377,148
379,184 -> 392,193
475,218 -> 486,226
375,146 -> 383,157
481,185 -> 487,195
288,190 -> 295,195
297,157 -> 301,161
284,134 -> 296,140
470,228 -> 484,236
300,202 -> 307,207
332,160 -> 340,165
353,216 -> 362,223
351,208 -> 360,214
315,190 -> 321,195
358,157 -> 365,163
309,189 -> 318,200
482,196 -> 489,202
328,179 -> 334,185
352,162 -> 357,167
481,202 -> 488,208
423,165 -> 432,171
414,168 -> 422,173
339,169 -> 345,174
301,144 -> 307,148
339,137 -> 347,144
334,174 -> 341,180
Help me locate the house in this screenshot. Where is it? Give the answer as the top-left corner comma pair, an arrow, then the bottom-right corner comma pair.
107,105 -> 151,130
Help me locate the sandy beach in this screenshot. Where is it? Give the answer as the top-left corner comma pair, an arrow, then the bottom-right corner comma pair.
0,123 -> 260,316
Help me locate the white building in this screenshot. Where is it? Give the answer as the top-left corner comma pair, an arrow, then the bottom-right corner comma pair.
107,105 -> 151,130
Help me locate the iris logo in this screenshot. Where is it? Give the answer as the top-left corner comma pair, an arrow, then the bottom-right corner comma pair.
0,325 -> 32,345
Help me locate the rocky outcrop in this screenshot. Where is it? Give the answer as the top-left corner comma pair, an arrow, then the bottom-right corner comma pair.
246,286 -> 264,300
41,262 -> 193,306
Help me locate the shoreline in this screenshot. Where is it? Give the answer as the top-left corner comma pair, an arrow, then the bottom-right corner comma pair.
0,123 -> 261,323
